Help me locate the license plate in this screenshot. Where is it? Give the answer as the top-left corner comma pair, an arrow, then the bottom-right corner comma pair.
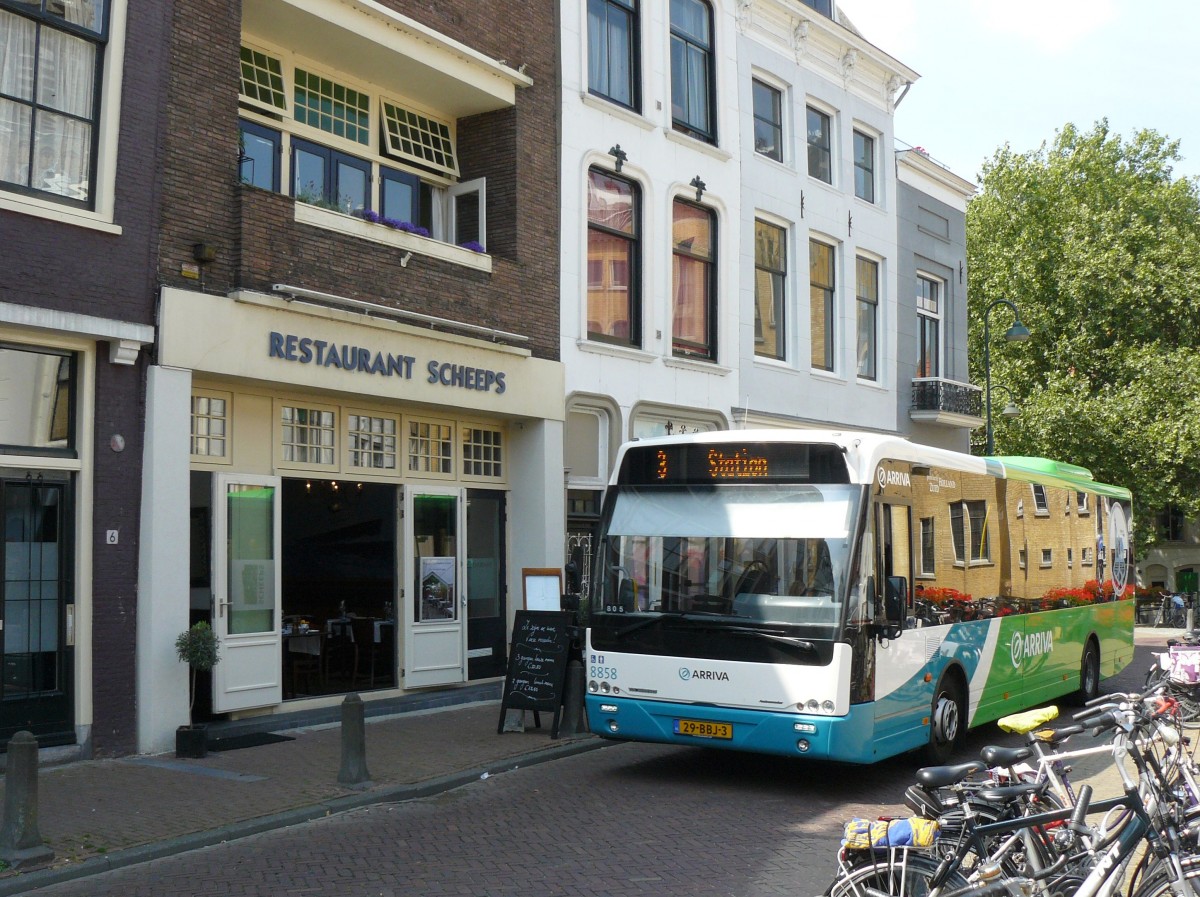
673,718 -> 732,739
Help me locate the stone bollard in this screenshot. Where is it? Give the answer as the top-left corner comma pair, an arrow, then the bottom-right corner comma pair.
337,693 -> 372,788
0,731 -> 53,869
559,659 -> 589,736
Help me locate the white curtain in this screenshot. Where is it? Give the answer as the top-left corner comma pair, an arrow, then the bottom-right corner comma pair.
33,26 -> 94,199
0,11 -> 35,186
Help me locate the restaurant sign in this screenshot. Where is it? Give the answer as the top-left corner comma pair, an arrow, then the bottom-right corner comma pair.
268,331 -> 507,394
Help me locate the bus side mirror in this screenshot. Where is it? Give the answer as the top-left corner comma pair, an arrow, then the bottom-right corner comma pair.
883,576 -> 907,638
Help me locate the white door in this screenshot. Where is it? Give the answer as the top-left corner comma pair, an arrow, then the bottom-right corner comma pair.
403,486 -> 467,688
211,473 -> 283,712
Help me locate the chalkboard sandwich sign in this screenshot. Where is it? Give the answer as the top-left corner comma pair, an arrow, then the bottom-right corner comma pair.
497,610 -> 573,738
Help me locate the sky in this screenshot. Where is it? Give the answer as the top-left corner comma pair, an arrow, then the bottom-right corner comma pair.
834,0 -> 1200,185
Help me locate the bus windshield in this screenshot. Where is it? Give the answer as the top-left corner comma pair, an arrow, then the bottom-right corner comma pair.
592,483 -> 863,631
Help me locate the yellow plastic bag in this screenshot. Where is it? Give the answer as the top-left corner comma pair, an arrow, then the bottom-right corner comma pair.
997,705 -> 1059,734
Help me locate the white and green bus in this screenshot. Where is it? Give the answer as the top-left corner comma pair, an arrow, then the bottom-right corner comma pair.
584,430 -> 1134,764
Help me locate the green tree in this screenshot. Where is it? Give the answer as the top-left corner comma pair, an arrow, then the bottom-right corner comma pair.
967,120 -> 1200,555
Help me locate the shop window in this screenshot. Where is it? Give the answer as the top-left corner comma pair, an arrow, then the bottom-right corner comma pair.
191,392 -> 230,459
463,426 -> 503,479
281,405 -> 336,465
348,413 -> 398,470
408,418 -> 453,475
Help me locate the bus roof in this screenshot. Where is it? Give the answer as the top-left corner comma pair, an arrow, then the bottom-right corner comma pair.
613,429 -> 1131,500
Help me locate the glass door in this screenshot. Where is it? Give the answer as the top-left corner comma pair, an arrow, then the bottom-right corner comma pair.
212,474 -> 282,712
403,487 -> 466,687
466,490 -> 506,679
0,476 -> 73,745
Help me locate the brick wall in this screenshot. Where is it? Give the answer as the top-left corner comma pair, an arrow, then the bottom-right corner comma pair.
160,0 -> 562,360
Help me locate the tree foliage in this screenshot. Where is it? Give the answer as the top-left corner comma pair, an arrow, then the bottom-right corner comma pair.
967,121 -> 1200,555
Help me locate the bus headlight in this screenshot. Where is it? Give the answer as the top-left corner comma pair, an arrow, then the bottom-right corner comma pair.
822,700 -> 836,713
796,739 -> 811,753
805,699 -> 820,712
600,681 -> 611,694
588,680 -> 599,693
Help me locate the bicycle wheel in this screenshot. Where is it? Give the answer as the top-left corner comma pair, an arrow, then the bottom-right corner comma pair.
826,851 -> 968,897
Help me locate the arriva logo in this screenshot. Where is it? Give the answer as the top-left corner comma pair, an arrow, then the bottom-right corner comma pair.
679,667 -> 730,682
1011,630 -> 1054,667
876,467 -> 912,489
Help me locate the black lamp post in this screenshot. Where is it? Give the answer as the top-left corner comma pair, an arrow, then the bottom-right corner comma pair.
983,299 -> 1030,455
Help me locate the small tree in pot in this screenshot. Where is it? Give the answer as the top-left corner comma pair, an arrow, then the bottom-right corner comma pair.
175,621 -> 220,757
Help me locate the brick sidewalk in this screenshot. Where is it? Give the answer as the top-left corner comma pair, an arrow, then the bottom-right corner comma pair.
0,702 -> 601,894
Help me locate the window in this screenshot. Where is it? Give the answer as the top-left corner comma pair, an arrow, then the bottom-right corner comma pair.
917,275 -> 941,378
281,406 -> 336,465
752,79 -> 782,161
587,0 -> 638,110
348,413 -> 397,470
239,120 -> 280,192
1018,548 -> 1027,569
191,394 -> 229,459
1082,546 -> 1093,566
408,419 -> 453,475
1067,548 -> 1073,568
587,167 -> 640,346
463,427 -> 503,478
949,499 -> 989,564
800,0 -> 832,15
0,2 -> 107,206
672,199 -> 716,360
1076,491 -> 1090,514
853,130 -> 875,202
1040,548 -> 1053,568
919,517 -> 935,575
1031,484 -> 1049,514
856,257 -> 878,380
754,220 -> 785,360
669,0 -> 714,143
806,106 -> 832,183
809,239 -> 835,371
380,99 -> 457,177
292,137 -> 370,215
294,68 -> 370,145
379,166 -> 424,229
1158,505 -> 1185,542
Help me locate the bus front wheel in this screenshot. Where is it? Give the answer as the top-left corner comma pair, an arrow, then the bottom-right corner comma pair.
924,675 -> 964,764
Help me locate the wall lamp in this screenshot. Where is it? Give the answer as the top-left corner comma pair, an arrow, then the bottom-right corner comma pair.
270,284 -> 529,343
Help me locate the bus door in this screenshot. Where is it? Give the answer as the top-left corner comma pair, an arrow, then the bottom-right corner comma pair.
871,500 -> 923,752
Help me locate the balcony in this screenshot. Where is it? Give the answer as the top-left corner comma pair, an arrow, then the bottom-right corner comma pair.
910,377 -> 984,429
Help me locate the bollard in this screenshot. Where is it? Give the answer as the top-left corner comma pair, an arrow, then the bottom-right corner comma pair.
337,693 -> 372,788
559,659 -> 588,736
0,731 -> 53,869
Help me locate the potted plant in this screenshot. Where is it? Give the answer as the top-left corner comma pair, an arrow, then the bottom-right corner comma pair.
175,621 -> 220,758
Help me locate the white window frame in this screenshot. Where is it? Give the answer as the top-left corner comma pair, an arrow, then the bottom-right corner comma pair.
346,409 -> 401,472
406,415 -> 457,481
805,100 -> 835,185
275,399 -> 339,471
1040,548 -> 1053,568
916,271 -> 944,379
460,420 -> 508,484
190,389 -> 233,464
1031,483 -> 1049,516
851,125 -> 878,204
750,70 -> 788,165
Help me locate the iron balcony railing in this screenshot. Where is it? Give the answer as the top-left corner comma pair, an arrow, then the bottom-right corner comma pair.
911,377 -> 983,419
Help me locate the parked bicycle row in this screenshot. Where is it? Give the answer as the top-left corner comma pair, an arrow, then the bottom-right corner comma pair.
822,641 -> 1200,897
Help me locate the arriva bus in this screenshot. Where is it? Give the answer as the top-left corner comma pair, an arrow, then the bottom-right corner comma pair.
584,430 -> 1134,764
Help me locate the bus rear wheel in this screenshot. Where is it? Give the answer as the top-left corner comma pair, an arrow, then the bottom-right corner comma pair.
924,676 -> 963,764
1076,640 -> 1101,704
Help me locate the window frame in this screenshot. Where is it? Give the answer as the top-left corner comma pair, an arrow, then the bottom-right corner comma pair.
806,105 -> 833,184
916,273 -> 942,378
855,255 -> 879,380
751,77 -> 783,162
809,237 -> 836,372
669,0 -> 716,144
587,0 -> 640,112
586,166 -> 641,347
291,136 -> 371,215
853,128 -> 875,203
671,197 -> 717,361
919,516 -> 935,576
191,389 -> 233,463
753,218 -> 786,361
1031,483 -> 1049,515
949,499 -> 990,565
239,119 -> 281,192
0,1 -> 109,210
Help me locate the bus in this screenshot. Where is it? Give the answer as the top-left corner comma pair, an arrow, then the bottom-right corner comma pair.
583,430 -> 1134,764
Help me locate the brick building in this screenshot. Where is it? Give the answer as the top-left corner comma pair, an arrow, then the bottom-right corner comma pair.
0,0 -> 167,756
136,0 -> 564,753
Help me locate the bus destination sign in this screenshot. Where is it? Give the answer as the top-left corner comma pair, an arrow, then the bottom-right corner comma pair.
618,442 -> 849,486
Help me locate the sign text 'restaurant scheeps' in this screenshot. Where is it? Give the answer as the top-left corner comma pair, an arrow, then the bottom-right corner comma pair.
267,331 -> 507,394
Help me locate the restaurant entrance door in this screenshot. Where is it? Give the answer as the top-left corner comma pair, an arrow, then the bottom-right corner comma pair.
0,475 -> 74,746
466,489 -> 506,680
212,474 -> 282,712
403,487 -> 466,688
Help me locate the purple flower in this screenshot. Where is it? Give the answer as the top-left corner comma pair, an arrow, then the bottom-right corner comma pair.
458,240 -> 486,253
356,209 -> 381,223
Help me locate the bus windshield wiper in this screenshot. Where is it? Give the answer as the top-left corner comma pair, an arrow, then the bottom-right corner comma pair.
612,611 -> 752,638
734,629 -> 818,652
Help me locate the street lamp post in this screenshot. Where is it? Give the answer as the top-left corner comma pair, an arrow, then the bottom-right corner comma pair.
983,299 -> 1031,455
